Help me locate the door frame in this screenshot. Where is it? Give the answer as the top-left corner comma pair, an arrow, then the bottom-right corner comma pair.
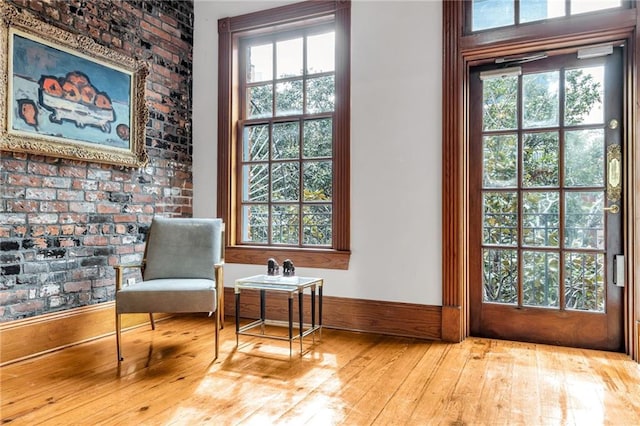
441,2 -> 640,360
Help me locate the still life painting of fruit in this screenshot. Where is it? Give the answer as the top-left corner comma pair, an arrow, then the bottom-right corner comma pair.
10,33 -> 132,149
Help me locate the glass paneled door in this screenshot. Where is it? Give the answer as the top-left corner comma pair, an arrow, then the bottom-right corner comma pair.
469,47 -> 624,351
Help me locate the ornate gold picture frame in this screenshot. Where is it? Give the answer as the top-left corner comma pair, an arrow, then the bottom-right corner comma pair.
1,4 -> 148,167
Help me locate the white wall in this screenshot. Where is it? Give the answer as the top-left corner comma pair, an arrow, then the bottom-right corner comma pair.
193,0 -> 442,306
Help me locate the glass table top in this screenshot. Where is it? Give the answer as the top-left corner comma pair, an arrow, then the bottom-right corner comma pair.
235,274 -> 323,291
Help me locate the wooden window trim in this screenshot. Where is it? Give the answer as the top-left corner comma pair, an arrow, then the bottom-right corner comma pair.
442,1 -> 639,361
218,1 -> 351,270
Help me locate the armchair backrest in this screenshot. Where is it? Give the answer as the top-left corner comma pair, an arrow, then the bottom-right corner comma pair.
143,217 -> 224,281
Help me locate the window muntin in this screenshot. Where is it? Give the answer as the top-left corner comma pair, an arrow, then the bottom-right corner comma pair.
479,59 -> 608,311
240,28 -> 335,248
471,0 -> 624,32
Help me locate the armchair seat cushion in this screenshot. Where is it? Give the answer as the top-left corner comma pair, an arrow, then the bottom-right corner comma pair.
116,278 -> 217,314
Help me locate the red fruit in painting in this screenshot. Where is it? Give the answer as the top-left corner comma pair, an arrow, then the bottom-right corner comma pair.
94,93 -> 112,110
116,124 -> 130,141
18,99 -> 38,128
62,81 -> 81,102
41,77 -> 63,97
66,71 -> 90,88
80,85 -> 97,104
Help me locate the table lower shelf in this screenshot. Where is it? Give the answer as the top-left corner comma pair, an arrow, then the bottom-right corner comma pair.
236,319 -> 322,356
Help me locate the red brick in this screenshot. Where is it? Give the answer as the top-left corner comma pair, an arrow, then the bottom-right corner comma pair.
72,179 -> 98,191
59,238 -> 76,248
43,177 -> 71,188
10,300 -> 45,313
41,201 -> 69,213
25,188 -> 56,200
8,200 -> 39,212
60,213 -> 87,224
96,203 -> 121,214
98,181 -> 122,191
46,226 -> 60,236
85,191 -> 107,202
70,202 -> 96,213
57,190 -> 84,201
84,235 -> 108,246
59,166 -> 87,178
64,281 -> 91,292
2,160 -> 27,172
27,213 -> 58,224
8,174 -> 42,187
27,162 -> 58,176
114,214 -> 136,222
116,245 -> 135,255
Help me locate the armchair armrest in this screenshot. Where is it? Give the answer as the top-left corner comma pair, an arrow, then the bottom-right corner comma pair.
214,261 -> 225,329
113,263 -> 145,291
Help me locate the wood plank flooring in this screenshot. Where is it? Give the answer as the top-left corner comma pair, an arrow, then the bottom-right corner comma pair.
2,315 -> 640,425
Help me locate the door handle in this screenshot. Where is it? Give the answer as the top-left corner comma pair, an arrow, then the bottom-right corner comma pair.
604,204 -> 619,214
607,144 -> 621,202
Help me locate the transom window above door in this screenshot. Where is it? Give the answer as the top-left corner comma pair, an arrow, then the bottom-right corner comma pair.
471,0 -> 624,32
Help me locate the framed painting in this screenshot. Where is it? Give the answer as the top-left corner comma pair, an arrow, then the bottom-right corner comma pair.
0,4 -> 148,168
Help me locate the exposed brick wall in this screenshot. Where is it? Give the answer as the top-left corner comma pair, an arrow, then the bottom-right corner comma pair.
0,0 -> 194,321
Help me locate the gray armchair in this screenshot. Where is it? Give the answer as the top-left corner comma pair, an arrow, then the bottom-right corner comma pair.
114,217 -> 224,362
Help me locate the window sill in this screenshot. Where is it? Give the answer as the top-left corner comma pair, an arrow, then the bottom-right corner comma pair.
225,246 -> 350,270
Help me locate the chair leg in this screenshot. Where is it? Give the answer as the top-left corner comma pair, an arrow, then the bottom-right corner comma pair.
214,308 -> 219,360
219,292 -> 224,330
149,313 -> 155,330
116,313 -> 123,361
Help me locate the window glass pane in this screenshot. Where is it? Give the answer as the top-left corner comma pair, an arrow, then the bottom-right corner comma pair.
242,205 -> 268,243
271,204 -> 299,244
564,191 -> 605,249
482,75 -> 518,130
483,134 -> 518,188
306,76 -> 335,114
472,0 -> 514,31
271,162 -> 300,202
522,191 -> 559,247
303,204 -> 332,245
564,252 -> 605,312
520,0 -> 565,23
272,122 -> 299,160
523,71 -> 559,128
303,118 -> 332,158
247,43 -> 272,83
303,160 -> 332,201
564,129 -> 604,187
276,38 -> 303,78
523,251 -> 559,307
483,248 -> 518,304
571,0 -> 621,15
242,164 -> 269,202
247,84 -> 273,118
483,192 -> 518,246
523,132 -> 559,187
565,66 -> 604,125
243,124 -> 269,162
275,80 -> 303,116
307,32 -> 335,74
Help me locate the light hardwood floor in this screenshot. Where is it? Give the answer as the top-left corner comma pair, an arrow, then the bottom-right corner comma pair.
2,315 -> 640,425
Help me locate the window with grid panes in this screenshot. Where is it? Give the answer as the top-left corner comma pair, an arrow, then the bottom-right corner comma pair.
240,28 -> 335,247
218,1 -> 351,269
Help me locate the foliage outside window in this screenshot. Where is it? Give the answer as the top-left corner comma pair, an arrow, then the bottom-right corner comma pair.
241,29 -> 335,247
479,62 -> 607,311
218,1 -> 351,269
